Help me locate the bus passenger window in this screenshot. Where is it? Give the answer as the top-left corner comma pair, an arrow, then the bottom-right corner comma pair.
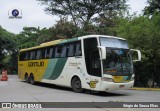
25,52 -> 30,60
37,49 -> 45,59
30,51 -> 35,60
61,45 -> 67,57
35,51 -> 37,60
68,44 -> 74,57
55,46 -> 62,57
45,48 -> 50,59
30,52 -> 33,60
49,47 -> 54,58
75,42 -> 82,56
20,52 -> 25,61
33,51 -> 36,59
36,50 -> 41,59
41,49 -> 45,59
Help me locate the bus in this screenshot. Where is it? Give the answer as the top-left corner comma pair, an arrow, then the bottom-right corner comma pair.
18,35 -> 141,92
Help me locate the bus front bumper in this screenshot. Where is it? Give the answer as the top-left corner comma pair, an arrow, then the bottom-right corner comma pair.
101,80 -> 134,91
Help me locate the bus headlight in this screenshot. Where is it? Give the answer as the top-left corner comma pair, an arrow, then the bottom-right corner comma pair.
102,77 -> 114,82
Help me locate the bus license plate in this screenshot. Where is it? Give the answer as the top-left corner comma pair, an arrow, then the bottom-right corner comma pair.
119,85 -> 125,88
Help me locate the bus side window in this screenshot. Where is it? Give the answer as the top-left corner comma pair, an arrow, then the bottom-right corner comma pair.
36,50 -> 41,59
66,44 -> 69,56
20,52 -> 25,61
29,52 -> 32,60
37,49 -> 44,59
25,52 -> 30,60
61,45 -> 67,57
49,47 -> 54,59
41,49 -> 45,59
75,42 -> 82,56
30,51 -> 35,60
45,48 -> 50,59
68,43 -> 74,57
33,51 -> 36,60
35,50 -> 37,60
55,46 -> 62,58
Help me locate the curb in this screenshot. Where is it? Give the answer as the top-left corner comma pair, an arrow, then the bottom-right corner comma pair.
130,87 -> 160,91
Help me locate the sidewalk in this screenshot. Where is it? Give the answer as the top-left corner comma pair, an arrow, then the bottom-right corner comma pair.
130,87 -> 160,91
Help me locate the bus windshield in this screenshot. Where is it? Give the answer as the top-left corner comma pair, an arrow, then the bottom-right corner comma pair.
99,37 -> 133,76
103,49 -> 133,76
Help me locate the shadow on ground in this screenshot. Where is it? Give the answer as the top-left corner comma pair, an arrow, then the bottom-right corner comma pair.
22,81 -> 129,97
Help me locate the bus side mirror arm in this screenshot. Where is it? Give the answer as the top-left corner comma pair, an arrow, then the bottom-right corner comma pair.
97,46 -> 106,60
130,49 -> 141,62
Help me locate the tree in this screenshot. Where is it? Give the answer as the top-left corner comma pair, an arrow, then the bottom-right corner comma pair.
16,27 -> 40,49
36,27 -> 53,44
53,17 -> 78,38
93,10 -> 123,36
144,0 -> 160,15
38,0 -> 127,28
0,26 -> 17,70
36,17 -> 78,44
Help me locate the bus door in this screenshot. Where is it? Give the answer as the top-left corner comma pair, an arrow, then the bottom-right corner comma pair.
83,37 -> 102,90
90,50 -> 102,90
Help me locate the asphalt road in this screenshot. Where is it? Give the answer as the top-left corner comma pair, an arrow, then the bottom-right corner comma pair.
0,75 -> 159,111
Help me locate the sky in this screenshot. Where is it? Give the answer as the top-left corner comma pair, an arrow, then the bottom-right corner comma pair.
0,0 -> 148,34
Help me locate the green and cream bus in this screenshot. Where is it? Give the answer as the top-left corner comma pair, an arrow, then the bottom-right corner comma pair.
18,35 -> 141,92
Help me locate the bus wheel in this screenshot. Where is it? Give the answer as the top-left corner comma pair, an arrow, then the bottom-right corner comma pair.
71,77 -> 83,93
30,74 -> 35,85
25,74 -> 30,83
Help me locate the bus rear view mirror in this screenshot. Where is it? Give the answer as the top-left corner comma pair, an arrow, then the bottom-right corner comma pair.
97,46 -> 106,60
130,49 -> 141,62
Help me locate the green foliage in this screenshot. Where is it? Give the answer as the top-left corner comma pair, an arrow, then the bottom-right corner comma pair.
144,0 -> 160,15
16,27 -> 40,49
36,17 -> 78,44
0,26 -> 16,51
0,26 -> 16,69
38,0 -> 127,28
36,28 -> 53,44
53,17 -> 78,39
115,14 -> 160,87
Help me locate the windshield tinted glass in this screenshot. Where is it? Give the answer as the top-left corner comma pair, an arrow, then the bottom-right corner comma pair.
103,49 -> 133,76
100,37 -> 129,49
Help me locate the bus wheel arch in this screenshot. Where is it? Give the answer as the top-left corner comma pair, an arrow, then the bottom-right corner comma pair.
71,76 -> 83,93
29,73 -> 35,85
24,73 -> 30,83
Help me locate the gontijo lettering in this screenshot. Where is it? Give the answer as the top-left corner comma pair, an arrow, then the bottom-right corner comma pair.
28,61 -> 44,67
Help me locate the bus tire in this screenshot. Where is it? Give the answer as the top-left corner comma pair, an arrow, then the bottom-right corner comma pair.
71,77 -> 83,93
30,74 -> 35,85
25,73 -> 30,83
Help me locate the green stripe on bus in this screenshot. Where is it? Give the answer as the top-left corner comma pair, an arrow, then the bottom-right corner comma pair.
49,58 -> 68,80
43,59 -> 58,79
60,38 -> 78,44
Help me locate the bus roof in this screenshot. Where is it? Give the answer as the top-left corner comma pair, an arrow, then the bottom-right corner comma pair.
79,35 -> 126,40
20,35 -> 126,52
20,39 -> 63,52
20,38 -> 79,52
